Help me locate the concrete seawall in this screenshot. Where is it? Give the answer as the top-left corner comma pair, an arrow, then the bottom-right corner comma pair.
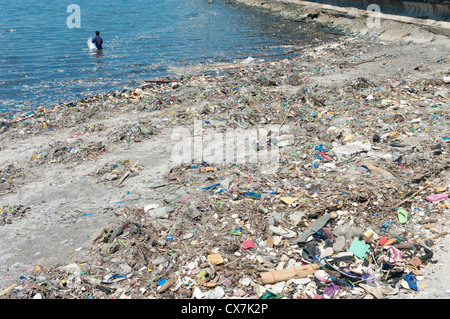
295,0 -> 450,21
234,0 -> 450,43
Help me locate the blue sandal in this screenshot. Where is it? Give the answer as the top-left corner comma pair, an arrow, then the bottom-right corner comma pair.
404,274 -> 418,291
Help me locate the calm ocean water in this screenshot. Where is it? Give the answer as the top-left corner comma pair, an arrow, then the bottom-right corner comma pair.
0,0 -> 340,114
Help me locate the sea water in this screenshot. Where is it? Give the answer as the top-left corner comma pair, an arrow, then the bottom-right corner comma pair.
0,0 -> 341,113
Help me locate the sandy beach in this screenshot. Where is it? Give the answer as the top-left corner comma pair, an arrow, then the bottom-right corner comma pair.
0,0 -> 449,300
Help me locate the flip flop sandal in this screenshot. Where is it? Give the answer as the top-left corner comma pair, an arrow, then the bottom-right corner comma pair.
297,213 -> 333,243
323,259 -> 360,281
359,284 -> 383,299
301,244 -> 317,263
404,274 -> 418,291
397,209 -> 408,224
379,284 -> 399,295
325,252 -> 355,264
343,268 -> 362,280
379,245 -> 403,266
418,245 -> 433,262
314,269 -> 332,283
102,273 -> 127,284
322,283 -> 340,299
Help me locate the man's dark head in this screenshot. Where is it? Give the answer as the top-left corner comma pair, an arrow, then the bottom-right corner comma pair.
95,31 -> 100,36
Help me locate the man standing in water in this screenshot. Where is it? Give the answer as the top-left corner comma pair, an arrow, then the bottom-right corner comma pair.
92,31 -> 103,50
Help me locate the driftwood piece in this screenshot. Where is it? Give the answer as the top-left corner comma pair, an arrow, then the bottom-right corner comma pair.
260,263 -> 319,284
116,160 -> 139,187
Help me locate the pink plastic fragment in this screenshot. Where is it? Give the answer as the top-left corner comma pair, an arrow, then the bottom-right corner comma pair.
180,196 -> 192,202
425,193 -> 448,202
241,239 -> 255,249
320,150 -> 333,161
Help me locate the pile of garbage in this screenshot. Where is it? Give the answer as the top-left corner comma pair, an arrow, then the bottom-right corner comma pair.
107,121 -> 158,144
0,164 -> 23,199
0,35 -> 448,299
30,141 -> 107,165
90,159 -> 145,184
3,150 -> 447,298
0,204 -> 30,227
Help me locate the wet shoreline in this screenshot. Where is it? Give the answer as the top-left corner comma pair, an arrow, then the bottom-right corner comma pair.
1,0 -> 345,115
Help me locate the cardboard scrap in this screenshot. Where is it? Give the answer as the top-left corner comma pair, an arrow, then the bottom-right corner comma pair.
280,196 -> 295,205
207,253 -> 224,265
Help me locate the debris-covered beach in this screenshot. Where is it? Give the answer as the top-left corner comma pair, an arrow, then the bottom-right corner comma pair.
0,0 -> 449,300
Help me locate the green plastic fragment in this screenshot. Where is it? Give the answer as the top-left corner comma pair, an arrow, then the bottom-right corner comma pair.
348,238 -> 370,260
